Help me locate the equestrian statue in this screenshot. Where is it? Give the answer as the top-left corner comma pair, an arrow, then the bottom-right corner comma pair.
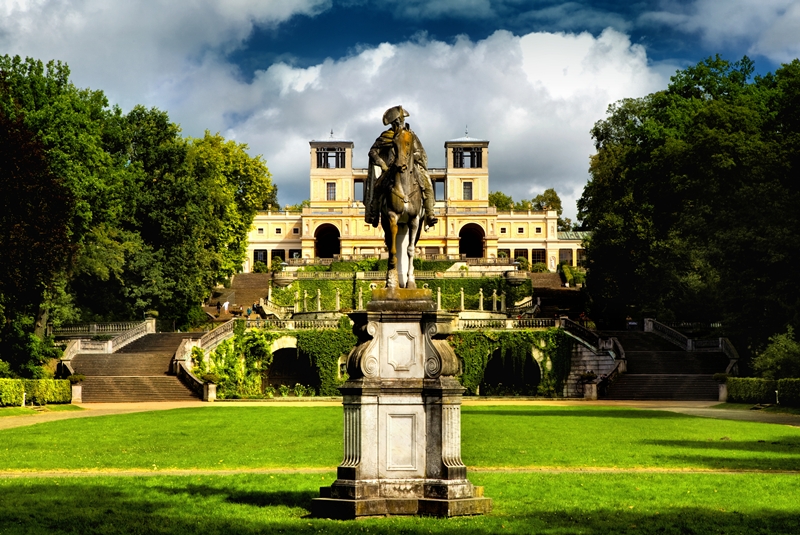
364,105 -> 438,289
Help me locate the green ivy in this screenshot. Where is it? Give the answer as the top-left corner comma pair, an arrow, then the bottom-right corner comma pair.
448,328 -> 572,396
296,316 -> 357,395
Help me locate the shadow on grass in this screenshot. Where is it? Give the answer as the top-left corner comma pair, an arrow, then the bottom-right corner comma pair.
154,482 -> 316,509
2,479 -> 799,535
463,408 -> 689,419
644,437 -> 800,453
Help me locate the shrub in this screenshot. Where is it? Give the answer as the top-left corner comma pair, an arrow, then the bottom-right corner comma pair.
727,377 -> 778,404
252,261 -> 269,273
515,257 -> 529,271
68,374 -> 86,384
530,262 -> 549,273
712,373 -> 728,384
0,379 -> 24,406
752,326 -> 800,380
777,378 -> 800,407
278,384 -> 290,397
264,386 -> 275,399
293,383 -> 307,397
0,379 -> 71,406
200,372 -> 219,384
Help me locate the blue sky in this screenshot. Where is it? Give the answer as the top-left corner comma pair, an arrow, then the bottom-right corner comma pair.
3,1 -> 799,220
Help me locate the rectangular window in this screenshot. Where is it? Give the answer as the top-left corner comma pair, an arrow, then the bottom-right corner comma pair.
498,249 -> 511,259
289,249 -> 302,259
353,180 -> 364,203
531,249 -> 546,264
577,248 -> 586,267
271,250 -> 286,262
326,182 -> 336,201
462,181 -> 473,200
517,227 -> 524,234
559,248 -> 574,266
500,227 -> 507,234
257,228 -> 264,235
513,249 -> 528,262
452,147 -> 482,168
316,147 -> 346,168
275,228 -> 282,235
535,227 -> 542,234
434,179 -> 445,201
292,227 -> 300,235
254,250 -> 267,262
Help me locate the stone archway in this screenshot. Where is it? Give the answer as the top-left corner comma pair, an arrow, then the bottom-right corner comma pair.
315,224 -> 341,258
481,348 -> 542,395
459,223 -> 485,258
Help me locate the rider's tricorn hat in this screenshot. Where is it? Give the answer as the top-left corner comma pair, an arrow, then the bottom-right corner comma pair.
382,105 -> 409,126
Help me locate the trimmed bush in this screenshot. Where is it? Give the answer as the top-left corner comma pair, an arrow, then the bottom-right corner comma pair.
0,379 -> 25,406
777,378 -> 800,407
727,377 -> 778,404
0,379 -> 71,406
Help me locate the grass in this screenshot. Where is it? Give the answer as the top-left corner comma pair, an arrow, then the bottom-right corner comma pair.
1,472 -> 798,534
1,404 -> 799,534
2,405 -> 798,472
0,404 -> 83,418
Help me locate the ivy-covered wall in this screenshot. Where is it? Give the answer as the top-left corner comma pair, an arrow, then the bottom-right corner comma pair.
195,320 -> 572,399
448,328 -> 572,396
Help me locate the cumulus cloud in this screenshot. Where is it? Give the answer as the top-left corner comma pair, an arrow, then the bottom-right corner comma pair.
1,1 -> 668,220
230,28 -> 666,219
640,0 -> 800,63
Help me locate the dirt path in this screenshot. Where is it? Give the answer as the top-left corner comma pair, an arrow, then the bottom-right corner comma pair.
2,398 -> 798,431
2,466 -> 799,479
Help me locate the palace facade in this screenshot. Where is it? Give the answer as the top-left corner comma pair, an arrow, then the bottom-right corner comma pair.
244,136 -> 586,272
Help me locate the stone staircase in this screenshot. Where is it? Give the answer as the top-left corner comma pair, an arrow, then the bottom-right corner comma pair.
604,331 -> 728,400
206,273 -> 272,319
71,333 -> 202,402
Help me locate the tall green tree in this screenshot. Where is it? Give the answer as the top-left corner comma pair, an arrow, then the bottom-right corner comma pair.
578,55 -> 800,355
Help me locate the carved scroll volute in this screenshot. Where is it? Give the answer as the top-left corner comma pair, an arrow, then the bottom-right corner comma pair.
424,322 -> 460,378
347,321 -> 379,379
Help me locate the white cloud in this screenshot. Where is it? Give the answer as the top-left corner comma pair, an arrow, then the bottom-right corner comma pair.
1,1 -> 669,221
640,0 -> 800,63
229,28 -> 666,220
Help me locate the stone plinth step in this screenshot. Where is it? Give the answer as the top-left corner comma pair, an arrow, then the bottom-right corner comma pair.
311,495 -> 492,519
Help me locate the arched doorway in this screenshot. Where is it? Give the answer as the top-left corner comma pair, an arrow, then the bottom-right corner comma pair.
459,223 -> 485,258
266,347 -> 319,391
315,224 -> 340,258
480,348 -> 541,396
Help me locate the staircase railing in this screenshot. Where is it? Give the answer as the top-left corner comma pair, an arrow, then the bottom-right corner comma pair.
644,318 -> 690,350
49,321 -> 142,338
645,319 -> 740,362
110,319 -> 154,353
562,318 -> 601,350
260,299 -> 294,319
199,319 -> 236,353
57,319 -> 154,355
457,318 -> 557,330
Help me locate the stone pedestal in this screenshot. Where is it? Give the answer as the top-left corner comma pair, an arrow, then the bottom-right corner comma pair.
312,288 -> 491,519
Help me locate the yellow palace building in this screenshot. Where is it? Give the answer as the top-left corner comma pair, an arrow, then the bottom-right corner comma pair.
244,136 -> 586,271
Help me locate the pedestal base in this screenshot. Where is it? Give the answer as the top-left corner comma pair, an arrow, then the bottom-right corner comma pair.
312,485 -> 492,519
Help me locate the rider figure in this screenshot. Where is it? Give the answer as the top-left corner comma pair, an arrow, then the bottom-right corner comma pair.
365,105 -> 438,229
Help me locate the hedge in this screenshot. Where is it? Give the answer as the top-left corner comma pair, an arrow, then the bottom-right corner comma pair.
0,379 -> 71,406
777,379 -> 800,407
727,377 -> 778,404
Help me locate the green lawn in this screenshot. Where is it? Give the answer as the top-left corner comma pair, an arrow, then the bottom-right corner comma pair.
1,405 -> 798,471
1,405 -> 799,534
0,404 -> 83,418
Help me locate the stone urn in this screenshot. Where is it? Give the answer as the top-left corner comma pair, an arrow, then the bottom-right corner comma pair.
505,270 -> 528,286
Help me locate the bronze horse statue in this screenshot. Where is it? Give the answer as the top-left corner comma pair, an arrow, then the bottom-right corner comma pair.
379,126 -> 424,289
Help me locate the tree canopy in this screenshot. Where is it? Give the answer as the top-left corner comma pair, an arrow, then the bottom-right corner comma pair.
0,55 -> 275,376
488,188 -> 575,230
578,55 -> 800,356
